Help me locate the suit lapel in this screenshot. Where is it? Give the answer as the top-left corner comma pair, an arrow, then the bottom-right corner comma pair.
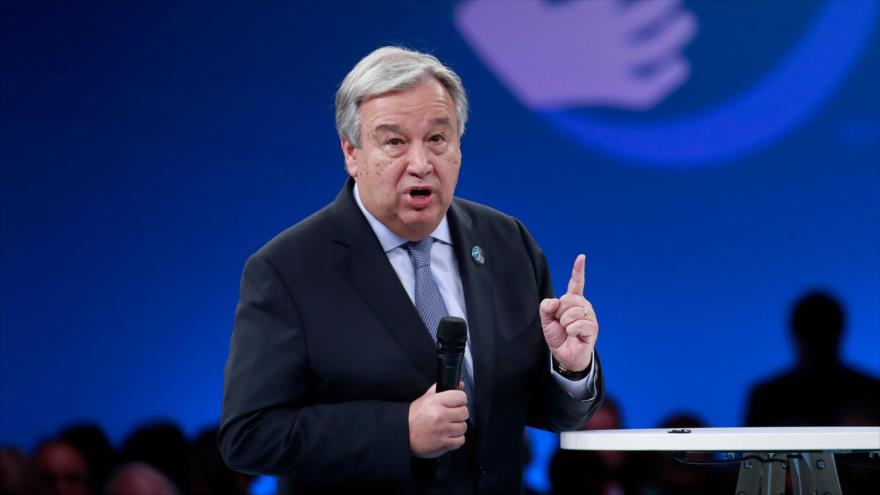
330,179 -> 435,385
447,201 -> 497,435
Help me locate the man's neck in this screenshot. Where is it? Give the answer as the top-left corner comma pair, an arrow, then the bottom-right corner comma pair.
352,181 -> 453,249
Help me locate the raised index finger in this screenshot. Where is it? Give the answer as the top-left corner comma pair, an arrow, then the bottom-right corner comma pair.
566,254 -> 586,296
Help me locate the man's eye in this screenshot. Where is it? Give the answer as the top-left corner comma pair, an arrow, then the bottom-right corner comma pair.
429,134 -> 446,143
386,138 -> 403,146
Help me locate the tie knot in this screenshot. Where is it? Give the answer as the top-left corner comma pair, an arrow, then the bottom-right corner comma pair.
406,239 -> 434,268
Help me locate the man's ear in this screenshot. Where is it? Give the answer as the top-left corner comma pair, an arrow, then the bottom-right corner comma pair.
341,137 -> 358,177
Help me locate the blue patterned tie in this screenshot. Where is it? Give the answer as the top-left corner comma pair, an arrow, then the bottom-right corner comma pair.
406,239 -> 475,417
406,239 -> 448,340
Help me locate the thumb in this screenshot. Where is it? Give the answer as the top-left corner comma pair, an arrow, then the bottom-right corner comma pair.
423,383 -> 437,397
540,298 -> 560,327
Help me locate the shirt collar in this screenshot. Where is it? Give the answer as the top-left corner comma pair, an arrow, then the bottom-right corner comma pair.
353,182 -> 453,252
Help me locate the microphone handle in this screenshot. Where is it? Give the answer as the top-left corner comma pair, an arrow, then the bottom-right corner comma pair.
436,352 -> 464,392
435,351 -> 464,480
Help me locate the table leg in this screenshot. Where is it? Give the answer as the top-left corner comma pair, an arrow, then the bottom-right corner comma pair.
790,453 -> 841,495
734,453 -> 785,495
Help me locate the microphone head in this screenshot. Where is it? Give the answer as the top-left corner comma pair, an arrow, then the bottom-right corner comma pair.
437,316 -> 467,344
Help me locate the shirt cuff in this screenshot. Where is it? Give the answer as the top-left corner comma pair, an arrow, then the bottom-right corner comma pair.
549,350 -> 598,401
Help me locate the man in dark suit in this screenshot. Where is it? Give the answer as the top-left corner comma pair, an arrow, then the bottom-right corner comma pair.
218,46 -> 604,494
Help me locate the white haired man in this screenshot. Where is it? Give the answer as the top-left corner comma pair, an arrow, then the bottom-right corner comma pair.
219,46 -> 604,494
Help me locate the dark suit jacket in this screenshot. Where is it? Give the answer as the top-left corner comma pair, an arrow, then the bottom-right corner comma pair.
218,179 -> 604,494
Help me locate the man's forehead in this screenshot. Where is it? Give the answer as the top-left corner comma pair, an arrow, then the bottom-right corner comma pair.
361,79 -> 456,125
371,116 -> 453,134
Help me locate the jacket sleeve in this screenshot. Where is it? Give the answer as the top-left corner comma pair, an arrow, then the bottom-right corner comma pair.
514,219 -> 605,432
217,254 -> 414,485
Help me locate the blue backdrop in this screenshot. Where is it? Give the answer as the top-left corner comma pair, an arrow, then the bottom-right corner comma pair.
2,1 -> 878,492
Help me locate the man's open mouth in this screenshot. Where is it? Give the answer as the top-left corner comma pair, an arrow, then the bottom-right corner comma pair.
410,188 -> 431,197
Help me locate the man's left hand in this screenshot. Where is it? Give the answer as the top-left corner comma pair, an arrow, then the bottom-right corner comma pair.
539,254 -> 599,372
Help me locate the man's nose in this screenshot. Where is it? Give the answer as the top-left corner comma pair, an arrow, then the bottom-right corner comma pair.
406,143 -> 432,176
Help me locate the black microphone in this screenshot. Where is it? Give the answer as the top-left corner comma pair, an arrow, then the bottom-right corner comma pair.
436,316 -> 468,392
435,316 -> 468,480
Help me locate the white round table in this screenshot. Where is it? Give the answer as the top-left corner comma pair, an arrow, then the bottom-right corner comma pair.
560,427 -> 880,495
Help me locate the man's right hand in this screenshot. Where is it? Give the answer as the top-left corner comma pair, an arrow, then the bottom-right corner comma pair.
408,383 -> 469,458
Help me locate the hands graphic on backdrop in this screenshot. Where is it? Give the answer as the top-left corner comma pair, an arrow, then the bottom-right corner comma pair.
456,0 -> 697,110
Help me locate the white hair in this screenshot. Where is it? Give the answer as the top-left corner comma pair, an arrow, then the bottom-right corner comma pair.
335,46 -> 468,148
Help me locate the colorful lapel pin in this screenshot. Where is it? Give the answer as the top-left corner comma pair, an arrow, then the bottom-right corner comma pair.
471,245 -> 485,266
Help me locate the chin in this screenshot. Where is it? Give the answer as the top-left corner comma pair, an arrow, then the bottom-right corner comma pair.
400,215 -> 442,239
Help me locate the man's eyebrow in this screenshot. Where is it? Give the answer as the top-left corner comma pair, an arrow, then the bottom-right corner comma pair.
371,118 -> 452,137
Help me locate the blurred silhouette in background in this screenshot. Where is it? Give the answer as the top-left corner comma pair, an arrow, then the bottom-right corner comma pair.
745,290 -> 880,493
549,396 -> 652,495
119,422 -> 190,495
0,447 -> 36,495
746,290 -> 880,427
189,427 -> 251,495
57,424 -> 116,495
6,422 -> 256,495
33,439 -> 91,495
105,462 -> 178,495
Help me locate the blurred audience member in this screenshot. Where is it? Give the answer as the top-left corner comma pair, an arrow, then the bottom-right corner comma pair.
105,463 -> 177,495
745,291 -> 880,492
1,447 -> 36,495
189,427 -> 250,495
58,424 -> 116,495
119,422 -> 189,495
549,448 -> 608,495
549,396 -> 650,495
33,440 -> 90,495
746,290 -> 880,427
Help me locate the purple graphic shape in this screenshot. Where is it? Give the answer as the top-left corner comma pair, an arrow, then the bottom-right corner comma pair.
456,0 -> 697,110
544,0 -> 878,165
456,0 -> 878,166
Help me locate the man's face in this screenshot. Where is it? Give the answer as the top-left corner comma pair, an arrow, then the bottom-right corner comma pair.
342,77 -> 461,241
